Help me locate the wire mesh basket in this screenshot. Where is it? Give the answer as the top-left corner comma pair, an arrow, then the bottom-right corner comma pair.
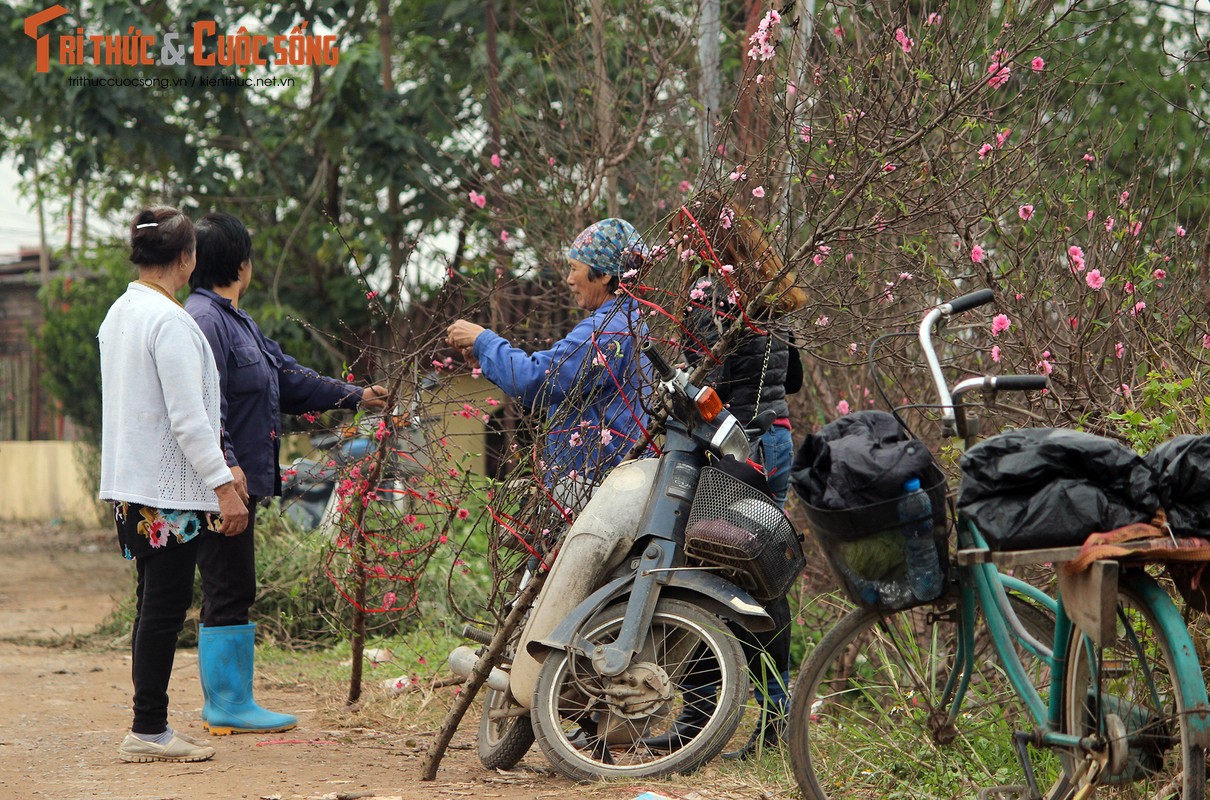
798,461 -> 950,611
684,467 -> 805,602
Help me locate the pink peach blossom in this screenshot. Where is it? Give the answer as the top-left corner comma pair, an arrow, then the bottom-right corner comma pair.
1031,56 -> 1045,72
971,244 -> 986,264
836,399 -> 851,415
987,62 -> 1010,88
1018,205 -> 1034,221
991,313 -> 1011,336
1085,269 -> 1104,290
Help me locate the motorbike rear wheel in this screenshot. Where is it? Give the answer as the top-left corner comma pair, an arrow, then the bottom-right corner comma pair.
477,684 -> 535,770
531,598 -> 747,781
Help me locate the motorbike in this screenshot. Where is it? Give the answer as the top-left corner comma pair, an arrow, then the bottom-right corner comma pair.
448,343 -> 805,781
279,376 -> 436,532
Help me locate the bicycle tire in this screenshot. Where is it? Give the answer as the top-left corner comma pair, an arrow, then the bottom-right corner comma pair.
1059,582 -> 1205,798
531,598 -> 747,781
788,596 -> 1062,800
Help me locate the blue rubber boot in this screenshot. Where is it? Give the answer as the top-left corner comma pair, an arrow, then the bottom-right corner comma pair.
199,623 -> 297,735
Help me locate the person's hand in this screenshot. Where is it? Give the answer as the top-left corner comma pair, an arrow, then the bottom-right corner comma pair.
214,482 -> 250,536
229,465 -> 250,505
460,347 -> 480,369
447,320 -> 487,350
361,384 -> 389,410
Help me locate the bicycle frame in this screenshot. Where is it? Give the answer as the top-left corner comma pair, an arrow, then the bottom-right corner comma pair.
918,291 -> 1210,762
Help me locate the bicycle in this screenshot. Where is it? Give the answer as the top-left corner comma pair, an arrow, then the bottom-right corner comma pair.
787,289 -> 1210,800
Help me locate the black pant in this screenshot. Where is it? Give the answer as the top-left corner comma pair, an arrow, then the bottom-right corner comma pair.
195,499 -> 259,627
737,595 -> 792,677
131,536 -> 200,734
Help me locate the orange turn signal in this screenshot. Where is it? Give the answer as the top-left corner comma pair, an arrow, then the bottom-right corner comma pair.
695,387 -> 724,422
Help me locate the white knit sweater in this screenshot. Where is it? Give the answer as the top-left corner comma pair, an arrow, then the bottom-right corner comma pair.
98,282 -> 233,511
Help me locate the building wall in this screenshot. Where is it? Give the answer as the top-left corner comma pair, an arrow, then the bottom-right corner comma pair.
0,440 -> 105,526
0,376 -> 501,527
0,269 -> 63,441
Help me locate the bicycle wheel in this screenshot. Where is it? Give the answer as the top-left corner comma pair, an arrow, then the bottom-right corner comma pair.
789,596 -> 1061,800
1060,583 -> 1205,799
531,598 -> 747,781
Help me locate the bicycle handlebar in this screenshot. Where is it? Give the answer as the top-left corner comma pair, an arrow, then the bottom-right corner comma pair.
943,288 -> 995,315
990,375 -> 1049,392
919,290 -> 1047,437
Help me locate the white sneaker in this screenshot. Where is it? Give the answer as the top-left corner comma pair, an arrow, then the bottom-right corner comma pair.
118,733 -> 216,763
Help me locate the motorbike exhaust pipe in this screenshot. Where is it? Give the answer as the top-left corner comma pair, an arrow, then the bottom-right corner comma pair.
447,646 -> 510,693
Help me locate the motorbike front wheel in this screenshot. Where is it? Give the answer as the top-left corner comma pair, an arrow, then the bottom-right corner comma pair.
531,598 -> 747,781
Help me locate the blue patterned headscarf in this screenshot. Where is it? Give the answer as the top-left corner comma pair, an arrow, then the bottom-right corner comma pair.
566,218 -> 649,276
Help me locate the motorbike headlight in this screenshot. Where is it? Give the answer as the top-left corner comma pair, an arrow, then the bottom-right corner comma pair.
709,416 -> 751,461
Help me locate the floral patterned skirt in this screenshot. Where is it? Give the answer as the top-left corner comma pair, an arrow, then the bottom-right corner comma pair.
112,501 -> 219,561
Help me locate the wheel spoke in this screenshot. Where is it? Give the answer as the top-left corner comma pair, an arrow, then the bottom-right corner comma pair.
531,599 -> 747,780
790,599 -> 1062,800
1062,586 -> 1202,799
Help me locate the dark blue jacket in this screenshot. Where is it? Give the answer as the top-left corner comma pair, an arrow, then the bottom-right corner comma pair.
473,297 -> 651,485
186,288 -> 362,497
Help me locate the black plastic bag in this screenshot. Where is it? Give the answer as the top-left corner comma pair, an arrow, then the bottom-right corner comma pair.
791,410 -> 937,509
957,428 -> 1157,550
1144,434 -> 1210,536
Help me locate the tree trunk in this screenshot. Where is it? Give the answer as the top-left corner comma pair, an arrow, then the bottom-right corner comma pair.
590,0 -> 618,216
486,0 -> 515,332
736,0 -> 775,167
697,0 -> 722,160
380,0 -> 403,301
32,155 -> 49,285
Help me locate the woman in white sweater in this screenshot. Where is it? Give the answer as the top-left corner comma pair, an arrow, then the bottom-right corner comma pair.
98,206 -> 249,763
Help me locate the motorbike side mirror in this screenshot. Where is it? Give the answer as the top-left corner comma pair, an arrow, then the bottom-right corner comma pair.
745,409 -> 777,437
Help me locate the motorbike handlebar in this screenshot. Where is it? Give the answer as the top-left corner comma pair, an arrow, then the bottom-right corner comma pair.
944,288 -> 995,315
642,343 -> 678,382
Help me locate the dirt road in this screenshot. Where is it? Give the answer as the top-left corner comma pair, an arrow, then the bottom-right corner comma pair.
0,522 -> 773,800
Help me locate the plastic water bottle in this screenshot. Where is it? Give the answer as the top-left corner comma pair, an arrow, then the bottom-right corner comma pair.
878,578 -> 914,609
899,477 -> 942,602
837,561 -> 881,606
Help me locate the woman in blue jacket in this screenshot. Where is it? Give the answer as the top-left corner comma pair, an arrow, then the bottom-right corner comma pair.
445,218 -> 652,509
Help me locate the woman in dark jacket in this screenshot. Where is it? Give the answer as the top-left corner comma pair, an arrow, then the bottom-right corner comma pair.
650,192 -> 806,759
186,212 -> 387,736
